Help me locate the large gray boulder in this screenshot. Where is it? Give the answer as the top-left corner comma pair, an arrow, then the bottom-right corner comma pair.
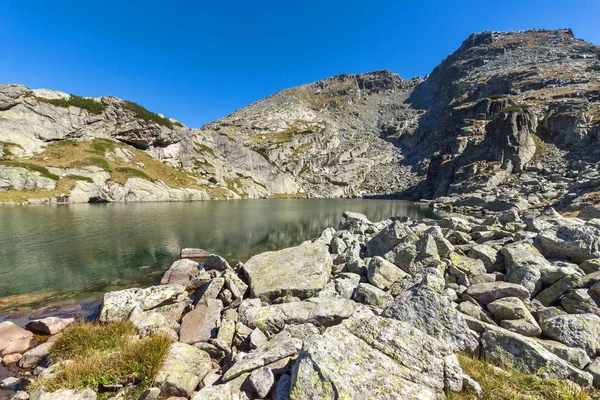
0,321 -> 32,356
154,342 -> 211,397
537,223 -> 600,264
465,282 -> 529,304
481,326 -> 592,386
290,316 -> 465,399
98,285 -> 188,326
240,298 -> 355,335
382,286 -> 478,352
501,242 -> 550,295
540,314 -> 600,357
367,256 -> 408,290
179,299 -> 223,344
243,242 -> 332,303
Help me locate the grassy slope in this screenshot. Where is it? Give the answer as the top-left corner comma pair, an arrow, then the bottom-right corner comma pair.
0,139 -> 230,202
451,354 -> 599,400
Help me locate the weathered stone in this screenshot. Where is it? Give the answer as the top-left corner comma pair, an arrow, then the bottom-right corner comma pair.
535,274 -> 582,306
449,252 -> 486,276
24,317 -> 74,336
214,318 -> 236,350
204,254 -> 231,271
582,259 -> 600,274
502,242 -> 549,295
190,384 -> 237,400
128,306 -> 177,340
367,256 -> 407,290
353,283 -> 393,308
562,289 -> 600,315
19,342 -> 53,369
98,285 -> 187,325
537,223 -> 600,264
487,297 -> 541,336
196,278 -> 225,302
240,298 -> 355,335
0,377 -> 20,390
481,327 -> 592,386
243,242 -> 332,303
223,270 -> 248,300
585,357 -> 600,387
290,316 -> 464,399
382,286 -> 478,352
272,374 -> 291,400
160,259 -> 199,286
533,338 -> 591,369
249,367 -> 274,398
29,387 -> 97,400
366,221 -> 416,260
0,321 -> 33,356
154,343 -> 211,397
223,331 -> 301,382
468,244 -> 504,272
179,299 -> 223,344
540,314 -> 600,357
248,328 -> 268,350
465,282 -> 529,304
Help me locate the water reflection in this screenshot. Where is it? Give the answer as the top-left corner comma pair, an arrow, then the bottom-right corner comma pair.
0,199 -> 438,310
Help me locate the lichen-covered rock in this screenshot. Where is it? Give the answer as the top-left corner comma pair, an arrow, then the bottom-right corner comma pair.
19,342 -> 53,369
534,274 -> 582,306
481,326 -> 592,386
190,384 -> 238,400
449,252 -> 486,276
154,343 -> 211,397
353,283 -> 393,308
240,298 -> 355,335
223,331 -> 301,382
367,256 -> 407,290
29,387 -> 97,400
382,286 -> 478,352
501,242 -> 550,294
249,367 -> 275,398
540,314 -> 600,357
98,285 -> 187,325
468,244 -> 504,272
537,224 -> 600,264
290,316 -> 465,399
465,282 -> 529,304
533,338 -> 591,369
243,242 -> 332,302
487,297 -> 541,336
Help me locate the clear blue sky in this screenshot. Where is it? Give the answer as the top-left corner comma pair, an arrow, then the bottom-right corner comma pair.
2,0 -> 599,127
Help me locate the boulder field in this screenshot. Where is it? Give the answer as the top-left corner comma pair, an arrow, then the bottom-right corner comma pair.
5,207 -> 600,399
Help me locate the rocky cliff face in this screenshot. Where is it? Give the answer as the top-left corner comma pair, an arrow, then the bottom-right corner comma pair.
1,28 -> 599,206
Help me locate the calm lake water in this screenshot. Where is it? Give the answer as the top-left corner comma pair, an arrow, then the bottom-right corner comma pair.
0,199 -> 438,312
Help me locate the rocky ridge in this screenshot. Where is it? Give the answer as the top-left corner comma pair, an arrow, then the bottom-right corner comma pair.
3,208 -> 600,398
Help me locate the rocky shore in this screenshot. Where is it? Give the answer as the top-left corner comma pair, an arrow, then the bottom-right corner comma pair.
2,207 -> 600,399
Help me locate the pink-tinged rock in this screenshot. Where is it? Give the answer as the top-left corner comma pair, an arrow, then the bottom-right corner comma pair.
25,317 -> 74,335
179,299 -> 223,344
2,353 -> 22,365
160,259 -> 200,286
0,321 -> 33,356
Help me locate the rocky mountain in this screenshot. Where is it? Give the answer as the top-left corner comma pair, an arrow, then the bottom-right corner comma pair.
1,28 -> 599,208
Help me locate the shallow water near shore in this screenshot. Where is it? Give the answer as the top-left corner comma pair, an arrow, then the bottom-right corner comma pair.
0,198 -> 438,315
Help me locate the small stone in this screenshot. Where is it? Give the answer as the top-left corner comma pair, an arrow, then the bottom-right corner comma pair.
353,283 -> 393,308
585,357 -> 600,387
249,367 -> 274,398
204,254 -> 231,271
3,353 -> 22,365
25,317 -> 74,335
0,321 -> 33,356
0,377 -> 20,390
466,282 -> 530,304
248,328 -> 268,350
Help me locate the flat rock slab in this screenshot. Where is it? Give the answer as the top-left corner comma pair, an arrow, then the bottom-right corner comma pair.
465,282 -> 530,304
30,387 -> 97,400
154,342 -> 211,397
160,259 -> 199,286
243,242 -> 332,302
290,316 -> 463,399
180,248 -> 210,259
179,299 -> 223,344
25,317 -> 74,335
0,321 -> 33,356
240,298 -> 355,335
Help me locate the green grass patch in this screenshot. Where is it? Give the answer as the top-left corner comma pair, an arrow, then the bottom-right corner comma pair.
502,104 -> 532,113
488,94 -> 509,99
91,139 -> 117,154
0,141 -> 24,159
121,101 -> 174,129
195,143 -> 216,157
36,95 -> 107,115
70,157 -> 111,171
114,167 -> 153,182
32,321 -> 171,399
531,133 -> 549,161
448,354 -> 597,400
66,175 -> 94,183
0,161 -> 60,180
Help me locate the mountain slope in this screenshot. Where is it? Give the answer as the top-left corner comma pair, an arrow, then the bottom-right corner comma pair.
1,28 -> 599,209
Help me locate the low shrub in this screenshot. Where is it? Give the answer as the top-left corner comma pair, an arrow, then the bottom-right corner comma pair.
37,95 -> 107,115
121,101 -> 174,129
66,175 -> 94,183
488,94 -> 509,99
114,167 -> 153,181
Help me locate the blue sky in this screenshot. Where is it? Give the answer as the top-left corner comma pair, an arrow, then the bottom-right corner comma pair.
2,1 -> 599,127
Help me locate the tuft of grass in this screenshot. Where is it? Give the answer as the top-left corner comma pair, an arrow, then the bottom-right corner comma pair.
121,101 -> 174,129
70,157 -> 111,171
0,161 -> 60,180
33,321 -> 171,399
0,141 -> 24,159
113,167 -> 153,183
449,354 -> 598,400
195,143 -> 216,157
67,175 -> 94,183
531,133 -> 549,161
502,104 -> 532,113
488,94 -> 509,99
36,95 -> 107,115
91,140 -> 117,154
